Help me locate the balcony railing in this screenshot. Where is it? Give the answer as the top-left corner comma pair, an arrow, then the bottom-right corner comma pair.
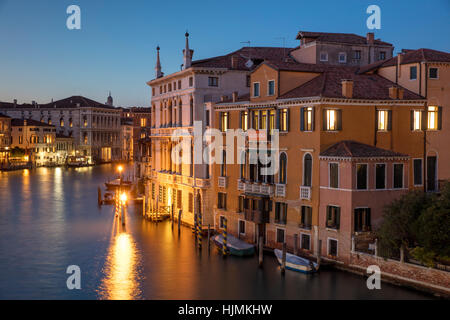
244,182 -> 253,193
260,184 -> 274,196
300,186 -> 311,200
252,183 -> 261,193
275,184 -> 286,197
196,178 -> 210,188
237,180 -> 245,191
218,176 -> 227,188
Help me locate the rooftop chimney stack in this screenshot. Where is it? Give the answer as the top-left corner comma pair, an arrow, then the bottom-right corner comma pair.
221,95 -> 227,102
231,55 -> 239,69
397,87 -> 404,99
341,80 -> 353,98
232,91 -> 238,102
389,86 -> 399,99
13,99 -> 17,107
366,32 -> 374,45
397,53 -> 403,78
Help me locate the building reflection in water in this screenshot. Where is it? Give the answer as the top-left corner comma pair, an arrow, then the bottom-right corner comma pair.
98,218 -> 142,300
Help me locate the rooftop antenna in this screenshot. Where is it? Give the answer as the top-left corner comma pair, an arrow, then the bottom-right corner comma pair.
240,41 -> 253,68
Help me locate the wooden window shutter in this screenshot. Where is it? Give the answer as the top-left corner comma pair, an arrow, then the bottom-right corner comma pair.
438,106 -> 443,130
226,112 -> 230,130
311,107 -> 315,131
239,111 -> 242,129
421,110 -> 427,131
387,110 -> 392,131
219,112 -> 223,131
249,110 -> 254,129
336,207 -> 341,229
300,107 -> 305,131
276,109 -> 280,130
337,110 -> 342,131
323,109 -> 327,131
410,110 -> 414,131
286,109 -> 290,131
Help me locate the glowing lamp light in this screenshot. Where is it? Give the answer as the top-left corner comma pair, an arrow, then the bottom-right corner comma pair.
120,193 -> 127,203
117,165 -> 123,173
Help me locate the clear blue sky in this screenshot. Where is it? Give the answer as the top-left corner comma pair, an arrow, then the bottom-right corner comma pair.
0,0 -> 449,107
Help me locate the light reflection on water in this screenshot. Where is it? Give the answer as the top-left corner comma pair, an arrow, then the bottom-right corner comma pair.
98,218 -> 142,300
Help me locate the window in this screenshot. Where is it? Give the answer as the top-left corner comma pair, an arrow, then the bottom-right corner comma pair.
427,106 -> 442,130
189,77 -> 193,87
276,228 -> 285,243
253,82 -> 260,97
239,220 -> 246,235
320,52 -> 328,62
353,50 -> 361,60
393,164 -> 404,189
279,109 -> 289,132
377,110 -> 392,131
356,164 -> 368,190
279,152 -> 287,184
246,75 -> 250,87
410,66 -> 417,80
220,112 -> 229,132
275,202 -> 287,224
328,239 -> 338,256
205,110 -> 210,127
168,83 -> 172,92
300,206 -> 312,229
269,110 -> 276,134
329,163 -> 339,189
411,110 -> 422,131
60,118 -> 64,127
260,111 -> 267,130
178,80 -> 182,89
338,52 -> 347,63
413,159 -> 423,186
252,111 -> 259,130
240,151 -> 246,179
219,216 -> 226,229
140,118 -> 147,127
189,99 -> 194,126
323,109 -> 341,131
177,190 -> 182,209
379,51 -> 386,60
303,154 -> 312,187
301,234 -> 311,250
326,206 -> 340,229
240,111 -> 248,131
375,164 -> 386,189
218,192 -> 227,210
188,193 -> 194,212
354,208 -> 371,232
221,150 -> 226,177
238,196 -> 244,213
268,80 -> 275,96
208,77 -> 218,87
300,107 -> 314,131
429,68 -> 438,79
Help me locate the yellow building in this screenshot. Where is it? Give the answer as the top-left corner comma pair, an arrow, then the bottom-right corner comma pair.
0,114 -> 11,168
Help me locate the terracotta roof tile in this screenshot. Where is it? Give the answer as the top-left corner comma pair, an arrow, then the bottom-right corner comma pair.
11,118 -> 55,127
296,31 -> 392,46
320,140 -> 408,158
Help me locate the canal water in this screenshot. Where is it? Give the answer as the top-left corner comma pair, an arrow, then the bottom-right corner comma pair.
0,165 -> 432,300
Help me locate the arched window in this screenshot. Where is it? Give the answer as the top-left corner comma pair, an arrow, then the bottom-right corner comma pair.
279,152 -> 287,184
303,153 -> 312,187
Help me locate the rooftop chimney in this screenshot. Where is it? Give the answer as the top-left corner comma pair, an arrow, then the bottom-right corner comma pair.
231,55 -> 239,69
366,32 -> 374,45
389,86 -> 399,99
397,53 -> 403,78
13,99 -> 17,107
397,87 -> 404,99
232,91 -> 238,102
221,95 -> 227,102
341,80 -> 353,98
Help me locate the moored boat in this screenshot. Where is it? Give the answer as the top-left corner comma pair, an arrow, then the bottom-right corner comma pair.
274,249 -> 318,273
104,179 -> 132,191
213,234 -> 255,257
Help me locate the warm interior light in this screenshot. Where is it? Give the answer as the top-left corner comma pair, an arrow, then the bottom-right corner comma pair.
117,165 -> 123,173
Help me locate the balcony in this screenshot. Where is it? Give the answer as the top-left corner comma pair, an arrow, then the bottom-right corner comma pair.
300,186 -> 311,200
275,184 -> 286,197
237,180 -> 245,191
260,184 -> 274,196
252,183 -> 261,193
244,182 -> 253,193
244,209 -> 270,224
218,176 -> 227,188
195,178 -> 210,188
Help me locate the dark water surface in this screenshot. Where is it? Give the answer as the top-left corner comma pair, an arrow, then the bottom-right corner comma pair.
0,165 -> 432,299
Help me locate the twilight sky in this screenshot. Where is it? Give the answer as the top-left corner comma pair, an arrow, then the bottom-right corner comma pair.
0,0 -> 449,107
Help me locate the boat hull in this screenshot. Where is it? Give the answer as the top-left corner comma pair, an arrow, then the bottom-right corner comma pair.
213,235 -> 255,257
274,249 -> 317,274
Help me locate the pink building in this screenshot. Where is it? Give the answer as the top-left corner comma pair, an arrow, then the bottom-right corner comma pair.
318,141 -> 409,264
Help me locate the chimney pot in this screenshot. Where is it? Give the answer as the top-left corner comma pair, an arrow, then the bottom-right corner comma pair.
389,86 -> 399,99
397,87 -> 404,99
366,32 -> 374,45
341,80 -> 353,98
232,91 -> 238,102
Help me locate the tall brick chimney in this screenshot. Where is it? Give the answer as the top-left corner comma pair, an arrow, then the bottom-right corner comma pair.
366,32 -> 374,45
341,80 -> 353,98
232,91 -> 238,102
397,87 -> 404,99
397,53 -> 403,78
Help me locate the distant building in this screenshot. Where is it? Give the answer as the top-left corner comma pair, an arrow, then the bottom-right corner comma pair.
55,133 -> 75,165
120,107 -> 151,161
0,114 -> 11,167
10,119 -> 57,167
120,117 -> 133,161
291,31 -> 393,66
0,95 -> 122,163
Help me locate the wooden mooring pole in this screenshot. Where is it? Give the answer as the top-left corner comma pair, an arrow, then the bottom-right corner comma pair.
178,210 -> 182,234
294,233 -> 298,256
97,187 -> 102,206
198,212 -> 202,251
207,224 -> 211,253
222,218 -> 228,257
258,236 -> 264,268
281,242 -> 287,274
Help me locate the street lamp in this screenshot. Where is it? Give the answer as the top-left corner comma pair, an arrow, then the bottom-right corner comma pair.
120,192 -> 127,203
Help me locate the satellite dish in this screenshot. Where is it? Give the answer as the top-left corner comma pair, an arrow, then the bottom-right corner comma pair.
245,59 -> 254,68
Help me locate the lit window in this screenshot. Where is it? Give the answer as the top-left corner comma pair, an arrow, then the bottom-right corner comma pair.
220,112 -> 229,132
280,109 -> 288,132
60,118 -> 64,127
253,82 -> 260,97
240,111 -> 248,131
427,106 -> 438,130
301,107 -> 314,131
260,111 -> 267,130
377,110 -> 391,131
268,80 -> 275,96
253,111 -> 259,130
269,110 -> 276,134
140,118 -> 147,127
325,109 -> 341,131
412,110 -> 422,131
